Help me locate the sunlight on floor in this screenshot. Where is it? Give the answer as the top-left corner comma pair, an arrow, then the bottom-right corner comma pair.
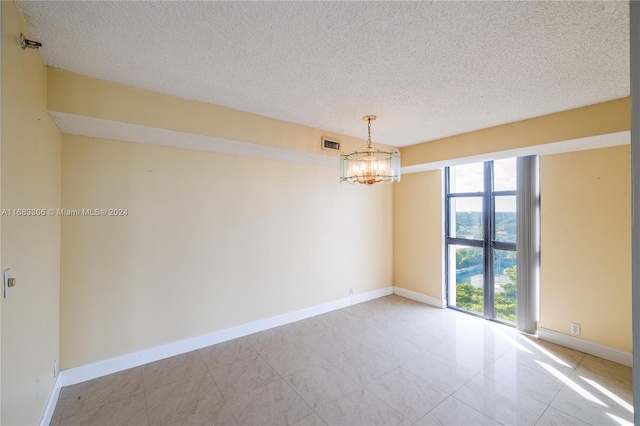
582,376 -> 633,413
606,412 -> 633,426
484,321 -> 532,353
518,334 -> 572,368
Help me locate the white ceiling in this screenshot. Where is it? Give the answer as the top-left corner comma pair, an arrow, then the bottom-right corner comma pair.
17,1 -> 629,148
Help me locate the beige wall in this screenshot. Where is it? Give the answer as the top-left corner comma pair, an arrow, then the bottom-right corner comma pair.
1,2 -> 62,424
393,145 -> 632,352
393,171 -> 444,300
60,135 -> 392,368
401,98 -> 629,167
540,145 -> 631,352
47,68 -> 389,156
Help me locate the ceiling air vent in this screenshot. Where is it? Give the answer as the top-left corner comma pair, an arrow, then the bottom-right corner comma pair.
321,137 -> 341,151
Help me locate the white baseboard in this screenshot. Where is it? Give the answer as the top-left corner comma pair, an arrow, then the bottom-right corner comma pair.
538,327 -> 633,367
393,286 -> 446,309
59,286 -> 392,388
40,374 -> 62,426
352,286 -> 393,304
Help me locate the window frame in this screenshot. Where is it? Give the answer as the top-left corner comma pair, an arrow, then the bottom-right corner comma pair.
445,160 -> 517,325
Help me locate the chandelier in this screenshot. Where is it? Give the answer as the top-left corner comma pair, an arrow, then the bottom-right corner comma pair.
340,115 -> 401,185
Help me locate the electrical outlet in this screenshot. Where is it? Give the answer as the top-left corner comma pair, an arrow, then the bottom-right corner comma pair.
570,323 -> 581,335
349,288 -> 354,295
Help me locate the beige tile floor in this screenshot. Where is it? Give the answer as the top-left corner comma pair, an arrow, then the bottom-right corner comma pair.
51,295 -> 633,425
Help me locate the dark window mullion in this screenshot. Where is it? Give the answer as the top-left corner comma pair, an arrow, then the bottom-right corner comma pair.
447,192 -> 485,198
492,241 -> 516,251
493,190 -> 516,197
446,237 -> 484,248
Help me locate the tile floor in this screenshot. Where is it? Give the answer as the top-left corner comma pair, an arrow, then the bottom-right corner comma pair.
51,295 -> 633,425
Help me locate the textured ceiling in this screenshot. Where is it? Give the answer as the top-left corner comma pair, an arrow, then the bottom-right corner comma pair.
17,1 -> 629,147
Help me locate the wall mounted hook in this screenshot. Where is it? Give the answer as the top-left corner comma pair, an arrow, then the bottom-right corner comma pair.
20,34 -> 42,50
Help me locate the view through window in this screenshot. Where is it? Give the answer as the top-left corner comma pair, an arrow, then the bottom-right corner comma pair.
445,159 -> 517,324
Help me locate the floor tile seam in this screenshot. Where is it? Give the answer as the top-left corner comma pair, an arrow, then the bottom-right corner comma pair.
253,334 -> 305,357
573,364 -> 634,385
392,364 -> 454,396
448,394 -> 506,426
334,337 -> 390,372
364,365 -> 450,422
544,373 -> 576,409
569,359 -> 633,382
393,333 -> 432,347
580,355 -> 634,375
451,371 -> 483,396
532,405 -> 554,426
410,395 -> 453,425
141,387 -> 152,426
312,386 -> 411,425
254,351 -> 315,424
146,376 -> 229,425
470,371 -> 560,409
218,386 -> 240,426
444,388 -> 510,425
234,351 -> 282,391
281,369 -> 357,414
481,355 -> 569,390
565,374 -> 634,405
199,351 -> 259,372
243,333 -> 269,354
553,372 -> 634,416
417,348 -> 484,377
535,405 -> 592,426
296,343 -> 372,396
476,365 -> 562,407
355,337 -> 405,362
140,359 -> 210,393
297,338 -> 386,391
547,383 -> 605,426
198,337 -> 260,362
313,408 -> 331,425
362,387 -> 416,425
499,352 -> 579,378
331,328 -> 368,353
547,380 -> 575,413
190,348 -> 240,425
296,338 -> 346,372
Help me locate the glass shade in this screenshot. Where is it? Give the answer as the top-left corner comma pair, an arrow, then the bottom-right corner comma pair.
339,148 -> 401,185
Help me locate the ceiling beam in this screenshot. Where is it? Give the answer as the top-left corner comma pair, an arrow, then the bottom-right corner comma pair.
46,68 -> 380,158
401,97 -> 630,167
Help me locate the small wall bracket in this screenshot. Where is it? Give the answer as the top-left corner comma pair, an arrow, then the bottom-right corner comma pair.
4,268 -> 14,298
20,34 -> 42,50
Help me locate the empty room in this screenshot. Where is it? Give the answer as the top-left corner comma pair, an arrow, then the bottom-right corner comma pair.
1,1 -> 637,425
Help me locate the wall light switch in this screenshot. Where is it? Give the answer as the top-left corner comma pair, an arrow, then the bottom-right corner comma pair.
4,268 -> 14,298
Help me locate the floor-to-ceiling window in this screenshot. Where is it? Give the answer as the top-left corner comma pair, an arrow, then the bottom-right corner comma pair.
445,158 -> 517,324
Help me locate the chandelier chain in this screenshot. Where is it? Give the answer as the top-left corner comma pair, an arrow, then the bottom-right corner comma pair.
367,117 -> 372,148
